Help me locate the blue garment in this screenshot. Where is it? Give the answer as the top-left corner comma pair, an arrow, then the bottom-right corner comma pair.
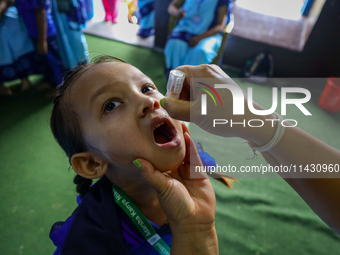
64,0 -> 88,28
137,0 -> 155,38
118,207 -> 172,255
83,0 -> 94,20
16,0 -> 57,38
0,6 -> 38,83
15,0 -> 65,86
51,0 -> 89,70
31,36 -> 65,86
164,0 -> 230,71
50,176 -> 172,255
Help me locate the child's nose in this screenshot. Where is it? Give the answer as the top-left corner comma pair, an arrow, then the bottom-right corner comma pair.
139,96 -> 160,117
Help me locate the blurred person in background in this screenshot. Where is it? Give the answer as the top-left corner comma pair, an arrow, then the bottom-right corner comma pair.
137,0 -> 155,38
164,0 -> 232,77
51,0 -> 90,70
0,0 -> 38,96
16,0 -> 65,97
102,0 -> 121,23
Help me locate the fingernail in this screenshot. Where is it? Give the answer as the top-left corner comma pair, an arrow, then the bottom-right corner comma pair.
133,159 -> 142,169
160,98 -> 165,108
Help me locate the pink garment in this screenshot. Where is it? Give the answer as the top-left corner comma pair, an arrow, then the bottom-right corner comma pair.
102,0 -> 121,23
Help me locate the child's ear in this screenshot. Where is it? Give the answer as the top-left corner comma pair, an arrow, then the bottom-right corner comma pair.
71,152 -> 108,179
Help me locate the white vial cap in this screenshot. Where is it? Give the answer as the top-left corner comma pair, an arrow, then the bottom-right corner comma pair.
167,70 -> 186,94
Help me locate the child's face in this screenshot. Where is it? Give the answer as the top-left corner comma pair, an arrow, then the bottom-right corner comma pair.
69,62 -> 186,172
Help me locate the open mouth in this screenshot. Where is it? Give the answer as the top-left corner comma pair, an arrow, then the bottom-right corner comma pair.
153,122 -> 175,144
151,115 -> 181,148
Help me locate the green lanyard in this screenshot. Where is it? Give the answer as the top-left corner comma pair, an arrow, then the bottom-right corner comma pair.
112,184 -> 171,255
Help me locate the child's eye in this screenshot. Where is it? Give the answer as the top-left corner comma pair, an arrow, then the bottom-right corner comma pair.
141,84 -> 155,94
103,100 -> 121,113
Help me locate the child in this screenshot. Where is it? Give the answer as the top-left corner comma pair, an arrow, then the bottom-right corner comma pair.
16,0 -> 65,96
0,3 -> 36,94
50,55 -> 231,254
102,0 -> 121,23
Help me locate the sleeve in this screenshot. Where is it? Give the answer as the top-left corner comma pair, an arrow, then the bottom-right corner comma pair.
217,0 -> 230,8
32,0 -> 49,9
49,216 -> 76,255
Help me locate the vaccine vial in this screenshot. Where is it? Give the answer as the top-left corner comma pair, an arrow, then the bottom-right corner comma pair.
165,70 -> 186,98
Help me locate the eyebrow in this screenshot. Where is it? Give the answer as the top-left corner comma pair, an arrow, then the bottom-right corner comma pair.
89,73 -> 153,106
90,84 -> 114,107
132,72 -> 152,83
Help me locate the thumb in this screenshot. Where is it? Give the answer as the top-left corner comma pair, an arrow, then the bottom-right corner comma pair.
134,158 -> 171,195
161,97 -> 191,122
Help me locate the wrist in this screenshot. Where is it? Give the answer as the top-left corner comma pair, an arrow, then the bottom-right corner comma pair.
240,112 -> 278,147
170,222 -> 218,255
170,220 -> 215,234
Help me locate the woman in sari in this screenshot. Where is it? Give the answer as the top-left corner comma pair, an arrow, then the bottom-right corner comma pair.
164,0 -> 232,77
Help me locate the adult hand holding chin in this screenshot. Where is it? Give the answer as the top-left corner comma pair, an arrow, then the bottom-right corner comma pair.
134,123 -> 218,254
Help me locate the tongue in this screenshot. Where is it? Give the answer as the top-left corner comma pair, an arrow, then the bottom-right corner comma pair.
154,124 -> 173,144
154,133 -> 172,144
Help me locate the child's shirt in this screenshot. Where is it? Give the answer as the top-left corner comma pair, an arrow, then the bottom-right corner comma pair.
118,206 -> 172,254
16,0 -> 57,38
50,176 -> 172,255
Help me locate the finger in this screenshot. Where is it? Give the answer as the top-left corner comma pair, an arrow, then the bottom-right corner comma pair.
206,64 -> 230,78
182,132 -> 208,180
183,132 -> 201,166
175,65 -> 221,101
161,97 -> 191,122
177,132 -> 194,180
177,64 -> 229,81
180,122 -> 190,166
181,122 -> 190,134
134,158 -> 171,195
